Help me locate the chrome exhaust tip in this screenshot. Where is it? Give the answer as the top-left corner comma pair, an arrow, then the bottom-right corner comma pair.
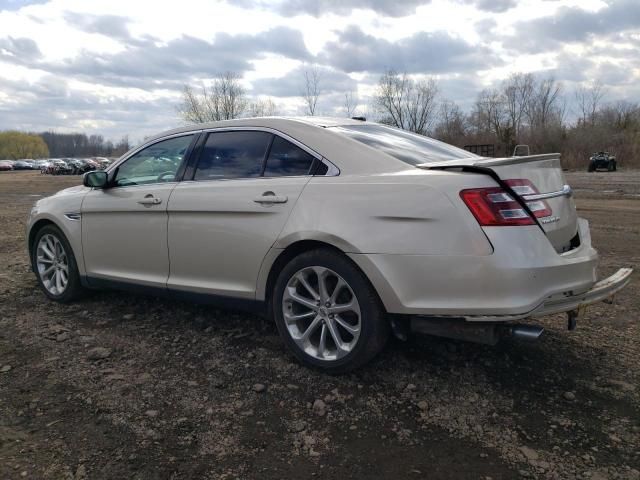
509,324 -> 544,341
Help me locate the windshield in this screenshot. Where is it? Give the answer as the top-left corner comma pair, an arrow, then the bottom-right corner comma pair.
331,124 -> 478,166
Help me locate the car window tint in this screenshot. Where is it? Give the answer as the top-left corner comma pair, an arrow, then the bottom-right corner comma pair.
331,124 -> 478,165
314,162 -> 329,175
194,131 -> 271,180
263,136 -> 315,177
114,135 -> 193,187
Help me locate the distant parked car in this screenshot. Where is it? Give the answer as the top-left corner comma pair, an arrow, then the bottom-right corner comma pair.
588,152 -> 616,172
0,160 -> 13,171
68,159 -> 98,175
94,157 -> 111,169
36,160 -> 51,172
13,160 -> 33,170
50,159 -> 72,175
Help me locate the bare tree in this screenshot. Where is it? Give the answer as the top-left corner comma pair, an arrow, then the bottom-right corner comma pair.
574,80 -> 606,127
472,88 -> 508,141
527,76 -> 563,130
302,66 -> 321,116
503,72 -> 534,140
247,97 -> 279,117
374,70 -> 439,135
434,100 -> 467,144
343,90 -> 359,117
178,71 -> 248,123
607,101 -> 640,130
179,85 -> 207,123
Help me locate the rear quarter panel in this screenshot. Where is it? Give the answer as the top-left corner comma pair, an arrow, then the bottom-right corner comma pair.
275,169 -> 495,256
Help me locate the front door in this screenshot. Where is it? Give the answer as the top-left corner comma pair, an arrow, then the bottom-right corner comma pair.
167,130 -> 317,298
81,134 -> 195,287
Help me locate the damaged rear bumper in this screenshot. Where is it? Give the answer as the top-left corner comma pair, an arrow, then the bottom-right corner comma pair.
462,267 -> 633,322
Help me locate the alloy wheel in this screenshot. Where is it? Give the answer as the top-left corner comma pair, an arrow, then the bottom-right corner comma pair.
282,266 -> 361,361
36,234 -> 69,296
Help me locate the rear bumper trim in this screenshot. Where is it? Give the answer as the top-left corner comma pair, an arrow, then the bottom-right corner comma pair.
461,267 -> 633,322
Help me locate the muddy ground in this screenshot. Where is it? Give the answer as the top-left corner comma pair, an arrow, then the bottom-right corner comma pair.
0,170 -> 638,480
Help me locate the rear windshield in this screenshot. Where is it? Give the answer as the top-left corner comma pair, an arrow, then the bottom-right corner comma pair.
331,124 -> 478,166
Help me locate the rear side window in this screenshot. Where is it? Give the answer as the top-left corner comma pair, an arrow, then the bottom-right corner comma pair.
331,124 -> 478,165
264,136 -> 315,177
194,131 -> 271,180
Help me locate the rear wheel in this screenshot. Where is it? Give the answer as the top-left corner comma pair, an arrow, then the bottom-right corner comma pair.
31,225 -> 84,302
272,249 -> 388,373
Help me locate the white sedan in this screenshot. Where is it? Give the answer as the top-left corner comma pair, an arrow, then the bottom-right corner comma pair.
26,117 -> 632,372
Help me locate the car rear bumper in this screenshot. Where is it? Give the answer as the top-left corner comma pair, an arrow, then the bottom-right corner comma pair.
349,218 -> 632,319
458,267 -> 632,321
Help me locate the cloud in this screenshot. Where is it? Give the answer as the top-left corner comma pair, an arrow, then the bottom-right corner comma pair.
0,26 -> 312,89
506,0 -> 640,53
64,12 -> 133,41
237,0 -> 431,17
0,0 -> 47,11
250,65 -> 357,97
469,0 -> 516,13
320,25 -> 499,74
0,75 -> 179,140
0,36 -> 41,61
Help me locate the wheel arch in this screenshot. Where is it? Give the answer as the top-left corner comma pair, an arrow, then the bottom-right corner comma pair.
28,219 -> 58,266
260,239 -> 389,317
28,217 -> 85,277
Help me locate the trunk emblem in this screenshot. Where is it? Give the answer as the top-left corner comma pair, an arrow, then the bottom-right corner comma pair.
540,216 -> 560,225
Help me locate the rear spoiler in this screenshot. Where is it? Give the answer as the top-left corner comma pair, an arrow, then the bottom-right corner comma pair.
416,153 -> 561,170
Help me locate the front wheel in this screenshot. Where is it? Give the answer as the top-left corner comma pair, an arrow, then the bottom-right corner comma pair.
31,225 -> 85,302
272,249 -> 389,373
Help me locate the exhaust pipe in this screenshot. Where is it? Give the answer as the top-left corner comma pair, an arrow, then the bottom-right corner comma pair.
509,324 -> 544,341
410,317 -> 545,345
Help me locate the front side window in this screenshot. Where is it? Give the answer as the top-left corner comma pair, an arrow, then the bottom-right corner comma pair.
114,135 -> 193,187
263,136 -> 315,177
194,131 -> 271,180
331,124 -> 478,165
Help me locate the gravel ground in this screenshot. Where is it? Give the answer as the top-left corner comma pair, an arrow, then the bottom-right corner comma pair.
0,170 -> 638,480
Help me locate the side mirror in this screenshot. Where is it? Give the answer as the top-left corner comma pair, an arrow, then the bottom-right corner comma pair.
83,170 -> 109,188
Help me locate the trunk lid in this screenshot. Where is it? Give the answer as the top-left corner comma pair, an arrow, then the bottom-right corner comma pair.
419,154 -> 578,253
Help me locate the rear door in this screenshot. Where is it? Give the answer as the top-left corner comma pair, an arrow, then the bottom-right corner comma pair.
167,130 -> 317,298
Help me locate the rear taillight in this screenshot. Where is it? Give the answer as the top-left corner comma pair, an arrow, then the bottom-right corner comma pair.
460,179 -> 552,226
460,188 -> 535,226
504,179 -> 552,218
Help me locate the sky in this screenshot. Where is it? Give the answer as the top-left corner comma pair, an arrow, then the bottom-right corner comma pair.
0,0 -> 639,142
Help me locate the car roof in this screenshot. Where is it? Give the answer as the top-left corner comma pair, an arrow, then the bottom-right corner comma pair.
144,116 -> 369,143
124,116 -> 410,175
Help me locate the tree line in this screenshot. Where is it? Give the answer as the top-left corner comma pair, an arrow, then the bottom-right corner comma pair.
39,132 -> 131,158
0,131 -> 50,160
179,69 -> 640,170
0,131 -> 131,160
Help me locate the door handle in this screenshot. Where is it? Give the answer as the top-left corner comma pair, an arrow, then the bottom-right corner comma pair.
138,194 -> 162,205
253,192 -> 288,204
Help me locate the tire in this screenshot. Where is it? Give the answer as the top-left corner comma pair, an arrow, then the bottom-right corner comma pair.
31,224 -> 84,303
588,163 -> 595,172
272,249 -> 389,373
